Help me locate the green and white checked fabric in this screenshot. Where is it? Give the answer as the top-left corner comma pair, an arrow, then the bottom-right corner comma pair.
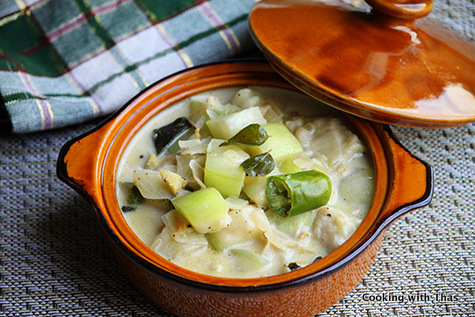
0,0 -> 258,134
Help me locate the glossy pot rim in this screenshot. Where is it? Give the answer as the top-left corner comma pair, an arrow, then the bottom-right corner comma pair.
57,59 -> 433,293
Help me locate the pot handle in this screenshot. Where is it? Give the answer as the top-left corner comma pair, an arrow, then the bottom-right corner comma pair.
57,120 -> 115,211
379,127 -> 433,223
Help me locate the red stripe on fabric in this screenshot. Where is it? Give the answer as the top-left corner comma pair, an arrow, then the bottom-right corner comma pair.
19,71 -> 53,129
48,0 -> 130,42
93,0 -> 132,15
3,0 -> 211,62
66,70 -> 104,115
152,25 -> 188,68
47,15 -> 88,41
198,2 -> 239,54
136,0 -> 203,23
6,0 -> 132,59
0,54 -> 25,70
1,5 -> 54,58
30,7 -> 103,115
3,35 -> 50,58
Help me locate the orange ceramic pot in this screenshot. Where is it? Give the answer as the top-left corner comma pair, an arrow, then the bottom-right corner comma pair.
57,61 -> 433,317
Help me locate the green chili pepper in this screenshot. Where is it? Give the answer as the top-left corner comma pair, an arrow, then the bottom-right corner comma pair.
121,206 -> 137,212
126,185 -> 145,206
240,152 -> 275,177
266,170 -> 331,217
152,117 -> 194,156
287,262 -> 301,271
120,182 -> 145,212
220,123 -> 268,147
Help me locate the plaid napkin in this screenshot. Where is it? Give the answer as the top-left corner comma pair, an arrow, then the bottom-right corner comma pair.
0,0 -> 257,134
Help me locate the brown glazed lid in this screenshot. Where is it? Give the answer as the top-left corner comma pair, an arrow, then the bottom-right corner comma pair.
249,0 -> 475,128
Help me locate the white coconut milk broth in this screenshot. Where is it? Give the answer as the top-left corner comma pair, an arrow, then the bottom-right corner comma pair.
116,86 -> 374,278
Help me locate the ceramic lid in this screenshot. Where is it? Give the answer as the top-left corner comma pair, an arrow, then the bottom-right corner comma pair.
249,0 -> 475,128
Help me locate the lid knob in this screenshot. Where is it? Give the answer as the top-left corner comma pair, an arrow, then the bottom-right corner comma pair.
365,0 -> 433,19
